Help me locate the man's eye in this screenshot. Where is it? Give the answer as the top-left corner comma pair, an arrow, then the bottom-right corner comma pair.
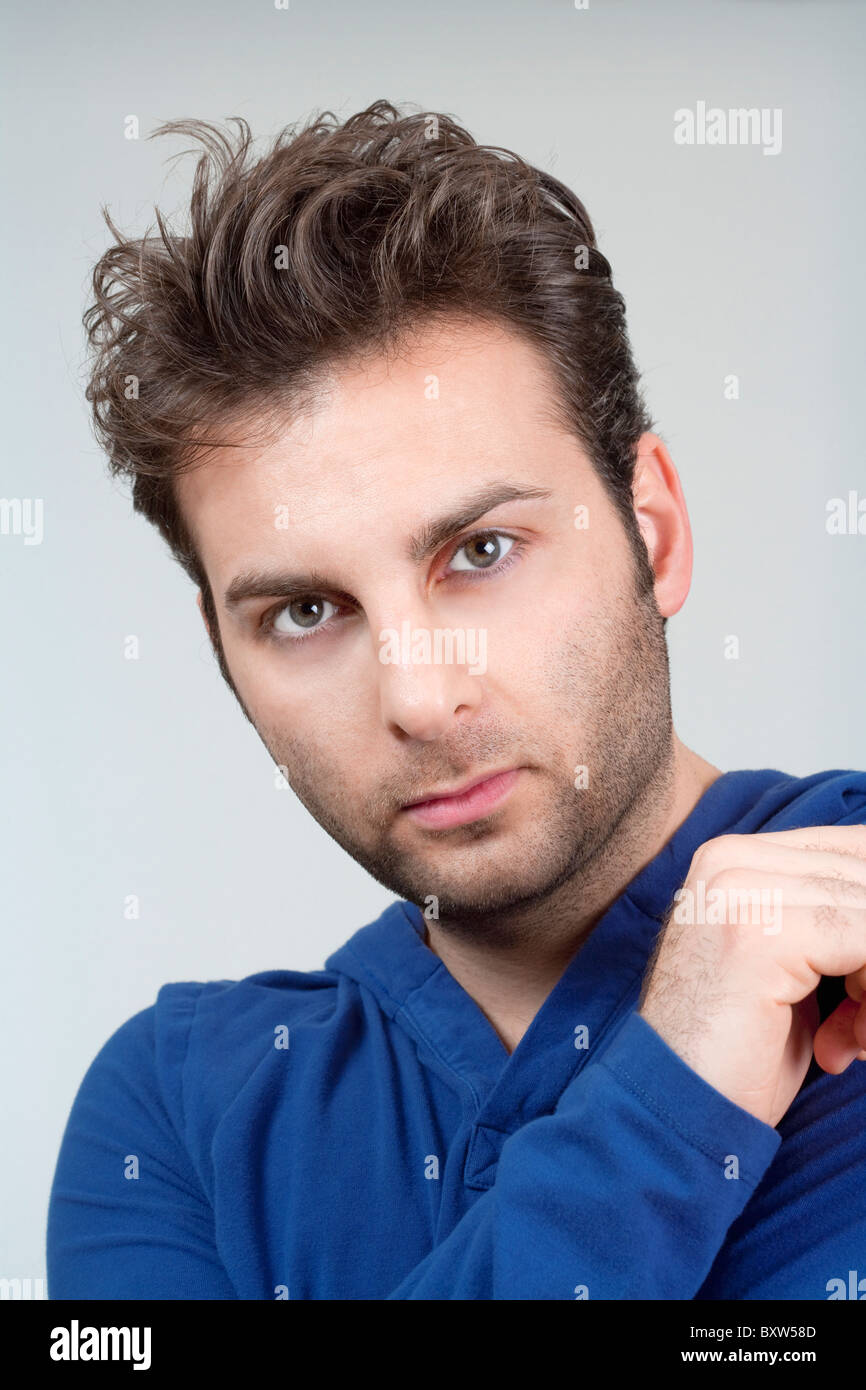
446,531 -> 516,573
269,596 -> 339,641
261,531 -> 520,645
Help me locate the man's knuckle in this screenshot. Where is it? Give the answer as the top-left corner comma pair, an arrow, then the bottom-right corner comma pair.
704,865 -> 747,894
691,834 -> 738,879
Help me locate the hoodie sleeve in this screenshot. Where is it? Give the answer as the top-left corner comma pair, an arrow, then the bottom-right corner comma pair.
48,995 -> 781,1300
387,1011 -> 782,1299
46,990 -> 239,1300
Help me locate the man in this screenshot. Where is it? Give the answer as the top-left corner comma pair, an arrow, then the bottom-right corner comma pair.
47,100 -> 866,1300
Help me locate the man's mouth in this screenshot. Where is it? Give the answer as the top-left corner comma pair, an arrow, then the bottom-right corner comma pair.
401,767 -> 522,829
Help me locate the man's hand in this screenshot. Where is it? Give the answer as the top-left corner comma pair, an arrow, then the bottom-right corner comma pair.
638,825 -> 866,1127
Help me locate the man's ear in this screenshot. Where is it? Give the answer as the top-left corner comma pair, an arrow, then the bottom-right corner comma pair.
630,431 -> 693,619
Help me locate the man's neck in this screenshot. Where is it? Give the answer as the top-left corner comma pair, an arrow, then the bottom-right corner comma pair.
422,735 -> 723,1055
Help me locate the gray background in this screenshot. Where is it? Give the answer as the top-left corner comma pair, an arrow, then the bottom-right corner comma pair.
2,0 -> 864,1285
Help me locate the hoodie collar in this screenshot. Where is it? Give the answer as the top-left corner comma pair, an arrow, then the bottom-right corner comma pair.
325,769 -> 792,1131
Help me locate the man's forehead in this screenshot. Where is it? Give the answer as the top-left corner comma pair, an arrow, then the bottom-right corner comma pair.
173,316 -> 581,570
180,315 -> 567,475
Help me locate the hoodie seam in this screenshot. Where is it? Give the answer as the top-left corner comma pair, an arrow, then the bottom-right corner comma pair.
331,940 -> 400,1010
334,940 -> 483,1106
598,1055 -> 775,1187
553,971 -> 646,1096
396,1000 -> 484,1110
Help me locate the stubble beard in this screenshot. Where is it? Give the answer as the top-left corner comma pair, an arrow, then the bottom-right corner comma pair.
244,552 -> 675,945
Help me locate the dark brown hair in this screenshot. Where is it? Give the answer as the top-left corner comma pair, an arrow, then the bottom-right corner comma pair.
83,99 -> 659,695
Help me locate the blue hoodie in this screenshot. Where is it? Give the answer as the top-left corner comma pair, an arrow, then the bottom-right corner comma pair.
46,768 -> 866,1300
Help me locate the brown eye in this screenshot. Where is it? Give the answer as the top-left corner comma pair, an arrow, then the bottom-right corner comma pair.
447,532 -> 515,572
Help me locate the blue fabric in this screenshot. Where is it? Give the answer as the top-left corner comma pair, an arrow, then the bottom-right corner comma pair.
46,768 -> 866,1300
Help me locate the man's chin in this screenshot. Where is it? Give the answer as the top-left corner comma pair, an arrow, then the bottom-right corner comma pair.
375,852 -> 580,925
362,803 -> 592,922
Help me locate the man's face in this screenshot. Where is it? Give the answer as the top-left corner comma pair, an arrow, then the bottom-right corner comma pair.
176,317 -> 676,930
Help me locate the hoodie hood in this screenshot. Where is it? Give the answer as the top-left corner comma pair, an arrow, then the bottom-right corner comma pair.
324,767 -> 866,1148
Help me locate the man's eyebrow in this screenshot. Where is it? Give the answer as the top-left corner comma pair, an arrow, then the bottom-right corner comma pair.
224,567 -> 345,611
405,481 -> 552,565
223,481 -> 552,610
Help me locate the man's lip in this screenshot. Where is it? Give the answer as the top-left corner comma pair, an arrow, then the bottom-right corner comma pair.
401,768 -> 523,830
402,766 -> 520,808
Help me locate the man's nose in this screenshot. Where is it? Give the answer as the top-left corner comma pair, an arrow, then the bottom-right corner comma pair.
373,609 -> 484,742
